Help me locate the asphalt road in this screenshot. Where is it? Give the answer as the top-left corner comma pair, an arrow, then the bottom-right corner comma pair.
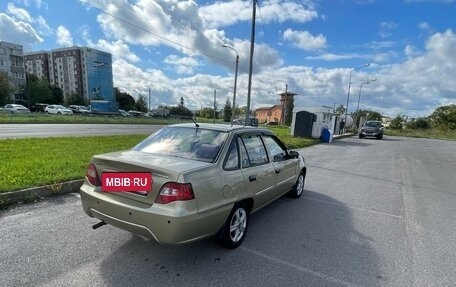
0,124 -> 163,139
1,136 -> 455,287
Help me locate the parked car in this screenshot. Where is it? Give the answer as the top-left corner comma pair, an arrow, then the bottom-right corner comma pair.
2,104 -> 30,113
359,120 -> 384,139
45,105 -> 74,115
80,123 -> 307,249
30,103 -> 48,113
232,117 -> 259,127
128,110 -> 145,117
69,105 -> 91,114
119,109 -> 132,117
265,121 -> 279,125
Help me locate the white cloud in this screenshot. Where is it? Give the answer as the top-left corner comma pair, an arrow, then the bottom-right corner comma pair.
0,13 -> 43,44
306,53 -> 365,61
14,0 -> 43,8
35,16 -> 53,36
164,55 -> 200,75
88,39 -> 140,63
282,29 -> 327,51
56,26 -> 73,47
6,3 -> 33,22
81,0 -> 282,73
199,0 -> 319,28
379,21 -> 398,38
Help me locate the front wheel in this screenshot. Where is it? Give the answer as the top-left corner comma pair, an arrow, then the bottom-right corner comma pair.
218,202 -> 249,249
288,172 -> 305,198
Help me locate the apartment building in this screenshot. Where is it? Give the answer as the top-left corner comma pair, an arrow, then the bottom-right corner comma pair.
0,41 -> 26,101
24,51 -> 50,81
24,46 -> 114,103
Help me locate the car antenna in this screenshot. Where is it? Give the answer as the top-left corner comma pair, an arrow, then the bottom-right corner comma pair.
191,117 -> 199,128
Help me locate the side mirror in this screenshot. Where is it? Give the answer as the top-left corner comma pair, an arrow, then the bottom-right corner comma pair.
289,150 -> 299,158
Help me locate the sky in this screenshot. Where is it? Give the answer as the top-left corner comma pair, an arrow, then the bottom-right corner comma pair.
0,0 -> 455,117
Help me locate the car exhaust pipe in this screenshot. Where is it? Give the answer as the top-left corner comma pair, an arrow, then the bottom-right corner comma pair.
92,221 -> 107,230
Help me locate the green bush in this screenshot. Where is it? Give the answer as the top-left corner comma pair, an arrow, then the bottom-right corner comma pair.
406,118 -> 430,129
390,116 -> 403,130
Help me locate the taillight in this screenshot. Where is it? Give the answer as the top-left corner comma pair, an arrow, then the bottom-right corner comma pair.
86,163 -> 100,186
155,182 -> 194,204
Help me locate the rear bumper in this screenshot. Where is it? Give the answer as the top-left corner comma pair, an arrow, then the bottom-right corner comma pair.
80,183 -> 231,244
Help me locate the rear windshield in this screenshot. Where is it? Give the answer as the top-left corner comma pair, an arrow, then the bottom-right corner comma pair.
133,127 -> 228,163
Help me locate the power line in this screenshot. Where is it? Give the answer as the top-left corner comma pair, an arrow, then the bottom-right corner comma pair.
82,3 -> 233,66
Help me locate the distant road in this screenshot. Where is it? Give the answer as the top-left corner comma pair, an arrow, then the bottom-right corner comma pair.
0,124 -> 163,139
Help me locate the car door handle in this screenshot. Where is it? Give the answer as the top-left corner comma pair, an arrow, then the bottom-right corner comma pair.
275,169 -> 280,174
249,175 -> 256,182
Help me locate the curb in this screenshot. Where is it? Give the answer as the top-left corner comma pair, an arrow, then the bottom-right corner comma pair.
0,179 -> 84,207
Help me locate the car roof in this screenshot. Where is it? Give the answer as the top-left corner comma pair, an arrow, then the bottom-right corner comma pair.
168,123 -> 273,134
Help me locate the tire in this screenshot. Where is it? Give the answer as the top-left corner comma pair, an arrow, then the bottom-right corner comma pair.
359,134 -> 363,139
288,172 -> 305,198
218,202 -> 249,249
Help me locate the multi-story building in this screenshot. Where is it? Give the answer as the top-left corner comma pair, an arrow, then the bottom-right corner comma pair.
0,41 -> 26,101
80,47 -> 114,103
24,51 -> 50,81
24,46 -> 116,111
47,47 -> 84,100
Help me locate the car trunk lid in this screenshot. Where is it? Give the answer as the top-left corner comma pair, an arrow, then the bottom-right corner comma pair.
90,150 -> 211,205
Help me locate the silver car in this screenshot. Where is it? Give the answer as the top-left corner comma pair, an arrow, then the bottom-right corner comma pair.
80,123 -> 307,249
2,104 -> 30,113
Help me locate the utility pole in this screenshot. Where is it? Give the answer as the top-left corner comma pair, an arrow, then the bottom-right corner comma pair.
213,89 -> 216,124
245,0 -> 257,126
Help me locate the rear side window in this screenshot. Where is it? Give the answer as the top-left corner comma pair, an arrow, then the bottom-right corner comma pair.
239,134 -> 269,167
224,140 -> 239,170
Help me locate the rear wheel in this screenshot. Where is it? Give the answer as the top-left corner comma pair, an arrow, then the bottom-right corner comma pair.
288,172 -> 305,198
218,202 -> 249,249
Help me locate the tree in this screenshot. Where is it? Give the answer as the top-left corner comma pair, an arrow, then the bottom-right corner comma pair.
50,86 -> 64,104
0,71 -> 12,106
66,92 -> 86,106
430,104 -> 456,130
27,75 -> 53,104
135,95 -> 148,112
115,87 -> 136,111
285,98 -> 294,126
223,98 -> 232,122
406,118 -> 431,129
390,115 -> 403,130
334,105 -> 346,115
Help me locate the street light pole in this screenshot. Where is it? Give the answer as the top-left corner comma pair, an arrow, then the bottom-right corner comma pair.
344,63 -> 370,130
222,44 -> 239,123
355,78 -> 376,128
356,78 -> 377,114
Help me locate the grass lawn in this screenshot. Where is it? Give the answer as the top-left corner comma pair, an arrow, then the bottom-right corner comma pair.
384,128 -> 456,140
0,135 -> 148,193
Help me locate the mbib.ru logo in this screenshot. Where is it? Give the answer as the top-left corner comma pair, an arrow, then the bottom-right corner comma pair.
101,172 -> 152,192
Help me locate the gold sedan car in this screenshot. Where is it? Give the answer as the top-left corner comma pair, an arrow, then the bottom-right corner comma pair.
80,123 -> 306,249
